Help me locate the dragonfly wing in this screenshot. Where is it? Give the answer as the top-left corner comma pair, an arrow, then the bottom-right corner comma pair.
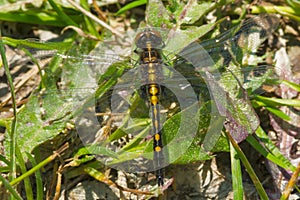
199,14 -> 279,67
176,14 -> 279,68
172,15 -> 279,151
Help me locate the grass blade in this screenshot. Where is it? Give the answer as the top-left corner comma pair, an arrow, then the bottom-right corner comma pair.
10,143 -> 69,187
225,131 -> 268,200
254,127 -> 296,171
15,145 -> 34,200
26,153 -> 43,200
230,141 -> 244,199
48,0 -> 78,26
0,29 -> 18,198
0,174 -> 22,200
116,0 -> 147,15
255,95 -> 300,107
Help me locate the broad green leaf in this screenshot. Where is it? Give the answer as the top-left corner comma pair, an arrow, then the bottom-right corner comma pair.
165,22 -> 218,57
176,1 -> 215,25
146,0 -> 172,28
206,71 -> 260,143
4,89 -> 73,157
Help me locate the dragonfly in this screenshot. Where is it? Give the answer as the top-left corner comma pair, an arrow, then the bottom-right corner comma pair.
18,14 -> 280,187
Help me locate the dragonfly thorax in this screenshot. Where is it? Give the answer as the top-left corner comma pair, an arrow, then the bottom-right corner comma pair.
140,49 -> 161,63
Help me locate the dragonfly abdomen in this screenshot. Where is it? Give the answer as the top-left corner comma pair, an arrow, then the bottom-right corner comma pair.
135,28 -> 166,186
148,83 -> 164,186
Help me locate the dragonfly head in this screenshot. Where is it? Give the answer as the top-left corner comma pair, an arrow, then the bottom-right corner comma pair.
135,28 -> 164,50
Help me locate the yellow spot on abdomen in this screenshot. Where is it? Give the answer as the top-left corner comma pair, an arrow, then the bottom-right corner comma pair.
149,86 -> 158,95
154,133 -> 160,141
151,96 -> 158,105
155,146 -> 161,152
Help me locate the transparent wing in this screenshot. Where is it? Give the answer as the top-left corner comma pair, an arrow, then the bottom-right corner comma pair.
176,14 -> 279,70
21,14 -> 280,169
170,14 -> 279,152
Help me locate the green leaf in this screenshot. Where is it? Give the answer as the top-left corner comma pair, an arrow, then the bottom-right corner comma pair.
146,0 -> 172,27
3,39 -> 97,158
76,145 -> 118,160
4,90 -> 72,157
206,71 -> 260,143
16,146 -> 34,200
116,122 -> 150,152
116,0 -> 147,15
176,1 -> 215,25
2,37 -> 72,50
0,0 -> 84,27
254,95 -> 300,107
251,5 -> 300,23
0,174 -> 22,200
286,0 -> 300,8
1,28 -> 18,186
165,22 -> 218,57
226,131 -> 268,200
265,106 -> 291,121
282,80 -> 300,92
0,11 -> 82,27
48,0 -> 78,26
26,153 -> 43,200
251,127 -> 296,171
230,142 -> 244,199
166,102 -> 222,164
